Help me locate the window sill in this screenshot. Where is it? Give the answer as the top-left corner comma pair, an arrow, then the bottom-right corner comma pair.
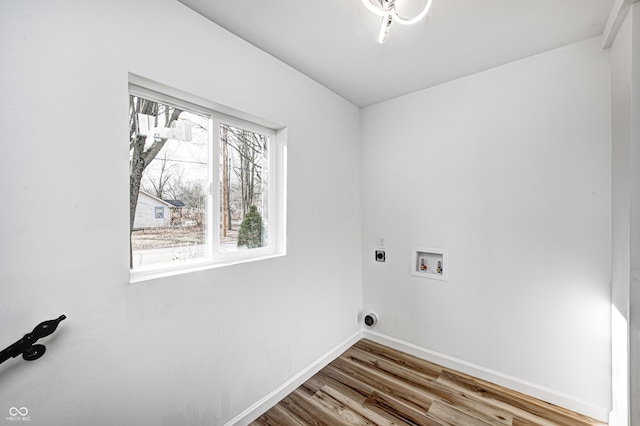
130,252 -> 286,284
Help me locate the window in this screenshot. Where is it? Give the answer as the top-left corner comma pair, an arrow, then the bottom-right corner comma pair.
154,207 -> 164,219
129,82 -> 285,280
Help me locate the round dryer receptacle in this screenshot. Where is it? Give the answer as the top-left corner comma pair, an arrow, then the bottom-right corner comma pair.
364,313 -> 378,327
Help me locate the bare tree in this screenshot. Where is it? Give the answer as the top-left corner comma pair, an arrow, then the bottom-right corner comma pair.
221,124 -> 267,220
180,182 -> 207,228
162,165 -> 186,201
221,125 -> 230,236
142,152 -> 176,199
129,95 -> 182,266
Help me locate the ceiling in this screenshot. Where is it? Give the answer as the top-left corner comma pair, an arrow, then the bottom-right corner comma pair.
178,0 -> 615,107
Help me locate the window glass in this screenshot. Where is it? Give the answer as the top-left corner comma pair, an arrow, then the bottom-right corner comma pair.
129,94 -> 210,269
219,123 -> 269,253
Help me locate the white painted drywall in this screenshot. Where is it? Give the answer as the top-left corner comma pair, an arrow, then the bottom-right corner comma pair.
610,6 -> 633,426
628,8 -> 640,426
0,1 -> 362,425
361,37 -> 612,417
610,5 -> 640,425
623,5 -> 640,426
631,6 -> 640,423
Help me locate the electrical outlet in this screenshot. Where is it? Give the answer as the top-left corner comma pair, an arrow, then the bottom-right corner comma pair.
375,250 -> 385,262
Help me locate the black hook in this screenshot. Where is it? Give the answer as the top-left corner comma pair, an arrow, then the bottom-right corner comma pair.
0,315 -> 67,364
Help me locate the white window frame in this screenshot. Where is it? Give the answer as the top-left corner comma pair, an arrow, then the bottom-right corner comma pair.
129,78 -> 286,283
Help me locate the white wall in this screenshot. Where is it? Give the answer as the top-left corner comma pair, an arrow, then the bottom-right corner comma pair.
628,8 -> 640,426
610,6 -> 633,426
612,5 -> 640,426
0,1 -> 362,425
631,4 -> 640,422
361,37 -> 612,419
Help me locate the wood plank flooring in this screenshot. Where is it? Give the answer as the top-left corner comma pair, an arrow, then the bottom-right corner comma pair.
250,339 -> 607,426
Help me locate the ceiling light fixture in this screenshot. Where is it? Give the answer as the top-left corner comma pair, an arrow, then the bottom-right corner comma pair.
360,0 -> 432,43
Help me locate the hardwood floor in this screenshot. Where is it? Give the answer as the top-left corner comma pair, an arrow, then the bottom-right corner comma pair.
250,339 -> 607,426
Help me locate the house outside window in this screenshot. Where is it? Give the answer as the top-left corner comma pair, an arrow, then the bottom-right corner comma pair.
129,80 -> 286,281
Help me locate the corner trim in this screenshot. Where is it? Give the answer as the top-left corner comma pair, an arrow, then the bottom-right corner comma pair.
224,330 -> 363,426
363,330 -> 610,423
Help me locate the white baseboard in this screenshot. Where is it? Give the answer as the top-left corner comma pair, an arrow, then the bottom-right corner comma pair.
225,330 -> 363,426
224,328 -> 609,424
363,330 -> 610,423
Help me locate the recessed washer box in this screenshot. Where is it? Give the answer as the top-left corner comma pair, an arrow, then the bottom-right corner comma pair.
411,246 -> 448,281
